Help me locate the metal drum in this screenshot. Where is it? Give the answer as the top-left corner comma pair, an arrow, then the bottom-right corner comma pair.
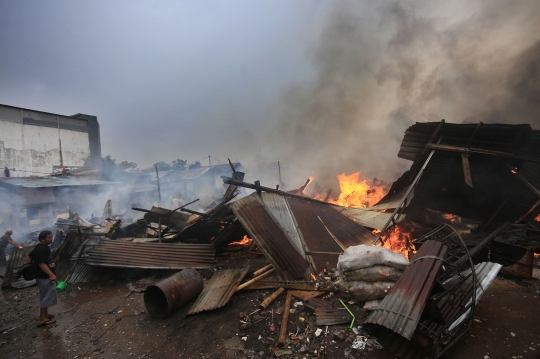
144,268 -> 203,319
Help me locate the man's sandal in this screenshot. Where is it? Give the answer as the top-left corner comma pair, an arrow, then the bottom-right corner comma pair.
36,319 -> 56,327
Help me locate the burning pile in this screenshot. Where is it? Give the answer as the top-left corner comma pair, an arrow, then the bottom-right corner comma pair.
376,223 -> 417,261
328,172 -> 387,208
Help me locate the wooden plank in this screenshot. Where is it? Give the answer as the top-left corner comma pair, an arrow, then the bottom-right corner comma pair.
461,152 -> 473,187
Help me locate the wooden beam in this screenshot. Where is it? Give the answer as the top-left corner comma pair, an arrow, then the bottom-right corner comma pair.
426,143 -> 540,163
278,293 -> 292,345
461,153 -> 473,187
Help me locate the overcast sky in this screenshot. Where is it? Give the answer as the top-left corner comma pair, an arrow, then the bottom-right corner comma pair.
1,0 -> 539,190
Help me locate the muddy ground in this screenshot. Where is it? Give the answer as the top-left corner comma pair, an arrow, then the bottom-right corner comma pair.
1,269 -> 539,359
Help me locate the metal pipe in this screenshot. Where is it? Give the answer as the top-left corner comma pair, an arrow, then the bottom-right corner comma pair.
144,269 -> 203,319
453,221 -> 511,270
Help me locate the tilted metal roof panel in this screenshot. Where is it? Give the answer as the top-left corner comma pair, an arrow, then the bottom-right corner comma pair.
260,192 -> 306,258
286,198 -> 345,272
187,267 -> 249,315
231,193 -> 311,280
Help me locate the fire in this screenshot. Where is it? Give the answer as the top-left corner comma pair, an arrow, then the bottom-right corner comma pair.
511,166 -> 518,174
443,213 -> 457,223
229,235 -> 253,247
534,213 -> 540,222
310,273 -> 317,281
329,172 -> 387,208
377,224 -> 416,260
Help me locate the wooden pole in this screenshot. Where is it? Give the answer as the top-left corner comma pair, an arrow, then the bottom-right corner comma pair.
236,268 -> 275,292
155,166 -> 162,206
253,264 -> 273,277
278,293 -> 292,345
259,287 -> 284,310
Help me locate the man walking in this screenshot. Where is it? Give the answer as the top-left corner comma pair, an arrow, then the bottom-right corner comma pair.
27,230 -> 57,327
0,229 -> 23,273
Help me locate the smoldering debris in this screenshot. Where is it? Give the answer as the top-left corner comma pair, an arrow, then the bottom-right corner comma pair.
2,123 -> 540,359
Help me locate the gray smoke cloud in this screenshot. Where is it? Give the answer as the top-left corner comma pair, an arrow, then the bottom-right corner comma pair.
251,0 -> 540,192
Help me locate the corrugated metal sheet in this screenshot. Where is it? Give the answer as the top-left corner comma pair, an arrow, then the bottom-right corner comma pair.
398,122 -> 534,162
370,262 -> 502,359
286,199 -> 346,272
231,193 -> 311,280
287,197 -> 375,272
335,207 -> 402,230
365,240 -> 449,340
305,298 -> 333,311
315,308 -> 352,325
1,246 -> 36,288
54,232 -> 88,281
66,264 -> 148,284
85,239 -> 215,269
260,192 -> 306,258
447,262 -> 502,331
187,266 -> 250,315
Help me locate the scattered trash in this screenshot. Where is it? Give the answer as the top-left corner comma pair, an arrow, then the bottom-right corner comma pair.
315,328 -> 323,337
352,336 -> 367,350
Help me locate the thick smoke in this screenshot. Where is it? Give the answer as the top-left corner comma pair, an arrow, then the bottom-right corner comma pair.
251,0 -> 540,193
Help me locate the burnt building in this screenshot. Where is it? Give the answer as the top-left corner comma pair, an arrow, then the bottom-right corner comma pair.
0,104 -> 102,177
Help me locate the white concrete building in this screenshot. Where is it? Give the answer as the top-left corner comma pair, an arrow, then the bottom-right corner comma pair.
0,104 -> 101,177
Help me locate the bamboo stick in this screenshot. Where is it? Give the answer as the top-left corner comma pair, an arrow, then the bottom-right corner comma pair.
259,287 -> 285,309
278,293 -> 292,345
253,264 -> 273,277
236,268 -> 275,292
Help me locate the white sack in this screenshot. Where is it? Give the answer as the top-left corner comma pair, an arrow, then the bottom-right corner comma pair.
344,265 -> 403,282
342,281 -> 395,302
337,245 -> 409,272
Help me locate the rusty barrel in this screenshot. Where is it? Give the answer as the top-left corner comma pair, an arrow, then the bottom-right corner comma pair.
144,269 -> 203,319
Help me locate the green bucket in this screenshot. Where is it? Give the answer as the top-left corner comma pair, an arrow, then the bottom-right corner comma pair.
56,281 -> 67,291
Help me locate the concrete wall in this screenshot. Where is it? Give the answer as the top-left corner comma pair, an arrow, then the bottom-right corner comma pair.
0,104 -> 101,177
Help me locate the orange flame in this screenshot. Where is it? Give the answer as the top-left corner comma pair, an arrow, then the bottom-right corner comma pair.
229,235 -> 253,247
534,213 -> 540,222
377,224 -> 416,261
310,273 -> 317,281
443,213 -> 457,223
329,172 -> 387,208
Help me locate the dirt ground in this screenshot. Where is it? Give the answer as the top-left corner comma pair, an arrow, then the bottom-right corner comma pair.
1,272 -> 539,359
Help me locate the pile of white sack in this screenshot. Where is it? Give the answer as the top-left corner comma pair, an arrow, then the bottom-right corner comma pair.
336,245 -> 409,302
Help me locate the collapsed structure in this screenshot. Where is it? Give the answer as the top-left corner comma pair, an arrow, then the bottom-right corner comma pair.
2,121 -> 539,359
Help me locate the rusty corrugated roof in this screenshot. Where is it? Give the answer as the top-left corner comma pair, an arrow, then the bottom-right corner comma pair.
364,240 -> 449,340
85,239 -> 215,269
287,197 -> 375,272
231,193 -> 311,280
1,246 -> 36,289
187,267 -> 250,315
372,261 -> 502,359
54,232 -> 88,281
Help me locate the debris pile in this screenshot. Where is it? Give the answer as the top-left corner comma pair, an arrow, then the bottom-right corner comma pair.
2,121 -> 540,358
